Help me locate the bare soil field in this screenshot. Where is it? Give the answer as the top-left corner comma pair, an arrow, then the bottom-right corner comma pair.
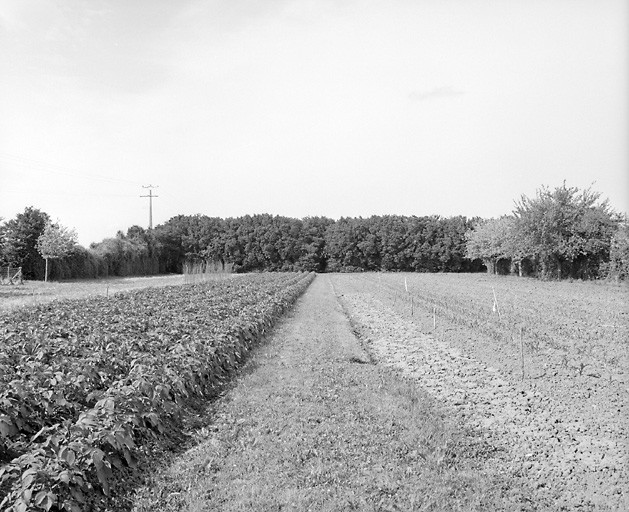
331,273 -> 628,510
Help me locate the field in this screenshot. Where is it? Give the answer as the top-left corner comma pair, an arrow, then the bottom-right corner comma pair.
0,273 -> 314,511
1,272 -> 627,511
330,273 -> 628,509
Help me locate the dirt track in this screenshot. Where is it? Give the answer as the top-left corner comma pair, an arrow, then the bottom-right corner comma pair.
331,275 -> 628,511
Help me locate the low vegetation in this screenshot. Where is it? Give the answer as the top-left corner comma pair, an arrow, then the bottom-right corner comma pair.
0,272 -> 314,511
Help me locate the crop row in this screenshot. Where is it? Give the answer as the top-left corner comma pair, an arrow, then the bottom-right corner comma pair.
0,272 -> 314,512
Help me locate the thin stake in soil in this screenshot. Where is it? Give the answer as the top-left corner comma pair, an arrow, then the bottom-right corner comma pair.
520,325 -> 525,380
492,287 -> 501,318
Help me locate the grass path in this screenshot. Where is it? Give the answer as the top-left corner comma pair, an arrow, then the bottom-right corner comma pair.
131,275 -> 517,511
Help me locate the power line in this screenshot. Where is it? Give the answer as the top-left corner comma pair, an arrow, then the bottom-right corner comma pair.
140,185 -> 159,230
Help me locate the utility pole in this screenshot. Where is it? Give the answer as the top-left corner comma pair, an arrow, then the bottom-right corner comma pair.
140,185 -> 159,229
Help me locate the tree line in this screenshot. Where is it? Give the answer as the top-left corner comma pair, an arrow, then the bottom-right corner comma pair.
1,184 -> 626,281
155,213 -> 482,274
0,208 -> 160,281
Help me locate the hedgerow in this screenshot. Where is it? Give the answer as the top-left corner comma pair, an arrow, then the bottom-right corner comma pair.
0,272 -> 314,511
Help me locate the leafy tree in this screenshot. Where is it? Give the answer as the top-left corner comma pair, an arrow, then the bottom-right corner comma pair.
465,217 -> 516,274
298,216 -> 333,272
37,222 -> 78,281
377,216 -> 413,271
324,217 -> 364,271
603,220 -> 629,279
0,207 -> 50,279
513,183 -> 617,278
435,216 -> 472,272
409,216 -> 443,272
153,215 -> 192,273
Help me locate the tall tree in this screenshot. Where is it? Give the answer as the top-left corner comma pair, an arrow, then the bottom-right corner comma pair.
0,207 -> 50,279
298,216 -> 333,272
465,217 -> 516,274
37,222 -> 78,281
513,183 -> 617,278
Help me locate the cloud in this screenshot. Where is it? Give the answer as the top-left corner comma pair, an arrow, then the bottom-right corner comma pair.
409,86 -> 466,101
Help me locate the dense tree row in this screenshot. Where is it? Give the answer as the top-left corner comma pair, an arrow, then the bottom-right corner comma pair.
1,184 -> 625,280
154,213 -> 481,274
156,214 -> 332,273
323,215 -> 480,272
0,208 -> 159,280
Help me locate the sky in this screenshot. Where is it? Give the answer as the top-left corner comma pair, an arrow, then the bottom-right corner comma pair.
1,0 -> 627,247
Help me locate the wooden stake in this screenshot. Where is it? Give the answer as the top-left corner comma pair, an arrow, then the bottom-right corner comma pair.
520,325 -> 525,381
492,287 -> 501,318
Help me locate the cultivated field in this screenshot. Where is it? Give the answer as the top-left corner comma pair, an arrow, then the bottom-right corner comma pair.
1,272 -> 627,511
0,273 -> 314,511
331,273 -> 628,509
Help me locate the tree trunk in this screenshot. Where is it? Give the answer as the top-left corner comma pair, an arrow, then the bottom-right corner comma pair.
44,257 -> 49,282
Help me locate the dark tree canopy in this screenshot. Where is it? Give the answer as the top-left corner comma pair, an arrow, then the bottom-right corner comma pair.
0,207 -> 50,279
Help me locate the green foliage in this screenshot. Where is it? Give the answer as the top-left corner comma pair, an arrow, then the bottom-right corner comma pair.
36,223 -> 77,260
324,215 -> 474,273
37,222 -> 78,281
297,216 -> 334,272
89,232 -> 159,278
0,272 -> 314,511
154,215 -> 225,273
0,207 -> 50,280
513,184 -> 618,278
156,214 -> 332,274
465,217 -> 516,274
601,221 -> 629,279
4,182 -> 621,282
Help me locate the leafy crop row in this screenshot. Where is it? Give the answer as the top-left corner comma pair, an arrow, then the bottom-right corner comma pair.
0,272 -> 314,511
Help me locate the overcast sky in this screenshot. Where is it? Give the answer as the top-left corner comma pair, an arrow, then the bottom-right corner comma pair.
1,0 -> 627,246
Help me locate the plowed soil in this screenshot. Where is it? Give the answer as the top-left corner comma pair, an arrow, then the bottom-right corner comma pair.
331,274 -> 628,511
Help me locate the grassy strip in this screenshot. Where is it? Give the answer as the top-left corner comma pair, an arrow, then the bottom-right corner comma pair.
132,277 -> 513,511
